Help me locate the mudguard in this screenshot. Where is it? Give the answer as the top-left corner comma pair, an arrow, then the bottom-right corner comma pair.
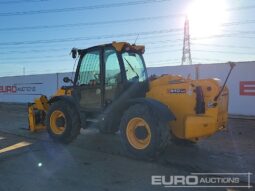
48,95 -> 79,110
128,98 -> 176,122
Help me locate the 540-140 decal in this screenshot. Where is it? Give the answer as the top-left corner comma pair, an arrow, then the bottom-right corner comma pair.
168,89 -> 187,94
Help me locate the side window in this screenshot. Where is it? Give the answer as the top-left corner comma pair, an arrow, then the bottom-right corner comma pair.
104,48 -> 121,86
122,52 -> 147,82
78,50 -> 100,85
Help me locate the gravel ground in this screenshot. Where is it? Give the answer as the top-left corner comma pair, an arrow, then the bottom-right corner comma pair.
0,103 -> 254,191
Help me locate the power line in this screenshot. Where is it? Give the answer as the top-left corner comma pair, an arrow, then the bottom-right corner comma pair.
0,47 -> 69,54
0,33 -> 183,50
0,45 -> 183,61
0,18 -> 255,48
0,28 -> 182,46
0,58 -> 70,64
226,5 -> 255,12
191,34 -> 255,41
0,0 -> 49,4
221,20 -> 255,27
1,15 -> 255,33
1,31 -> 252,47
191,43 -> 255,50
0,29 -> 255,57
0,54 -> 68,61
0,2 -> 254,18
0,32 -> 254,55
0,42 -> 183,55
0,48 -> 182,62
0,0 -> 172,16
192,49 -> 255,55
0,14 -> 183,32
2,48 -> 253,63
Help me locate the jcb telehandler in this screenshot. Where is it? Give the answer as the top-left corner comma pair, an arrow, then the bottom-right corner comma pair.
28,42 -> 233,159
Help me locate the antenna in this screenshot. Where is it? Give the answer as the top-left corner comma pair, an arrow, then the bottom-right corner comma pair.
181,16 -> 192,65
133,34 -> 140,45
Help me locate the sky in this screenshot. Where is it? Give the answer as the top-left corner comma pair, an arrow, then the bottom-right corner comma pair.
0,0 -> 255,76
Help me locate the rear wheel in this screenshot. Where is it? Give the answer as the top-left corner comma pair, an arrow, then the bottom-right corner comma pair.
46,101 -> 81,143
119,104 -> 170,159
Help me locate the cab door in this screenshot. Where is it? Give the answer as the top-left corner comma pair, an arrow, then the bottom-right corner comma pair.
75,48 -> 103,111
103,47 -> 123,106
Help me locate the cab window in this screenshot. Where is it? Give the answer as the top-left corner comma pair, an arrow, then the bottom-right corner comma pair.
104,48 -> 121,85
78,50 -> 100,85
122,52 -> 147,82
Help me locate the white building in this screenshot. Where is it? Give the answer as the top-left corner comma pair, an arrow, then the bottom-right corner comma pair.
0,61 -> 254,116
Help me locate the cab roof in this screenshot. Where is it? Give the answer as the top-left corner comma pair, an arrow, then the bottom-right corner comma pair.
77,42 -> 145,54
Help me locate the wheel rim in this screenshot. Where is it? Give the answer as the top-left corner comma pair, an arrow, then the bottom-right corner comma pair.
126,117 -> 151,150
50,110 -> 66,135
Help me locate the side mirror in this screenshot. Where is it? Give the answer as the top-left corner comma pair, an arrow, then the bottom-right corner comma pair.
63,77 -> 73,84
71,48 -> 78,59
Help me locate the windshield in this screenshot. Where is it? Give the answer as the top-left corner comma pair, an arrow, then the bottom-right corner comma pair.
122,52 -> 147,82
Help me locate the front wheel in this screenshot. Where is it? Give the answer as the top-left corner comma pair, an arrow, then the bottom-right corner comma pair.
46,100 -> 81,144
119,104 -> 170,159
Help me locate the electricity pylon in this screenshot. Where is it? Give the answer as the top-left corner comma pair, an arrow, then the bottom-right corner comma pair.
181,16 -> 192,65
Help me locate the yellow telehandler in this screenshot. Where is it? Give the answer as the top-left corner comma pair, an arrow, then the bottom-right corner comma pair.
28,42 -> 234,159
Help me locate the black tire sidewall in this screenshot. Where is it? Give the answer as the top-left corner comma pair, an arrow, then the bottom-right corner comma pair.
120,104 -> 162,158
46,101 -> 78,143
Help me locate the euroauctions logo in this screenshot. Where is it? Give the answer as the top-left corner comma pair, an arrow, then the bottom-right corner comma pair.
0,85 -> 36,93
0,82 -> 43,95
151,173 -> 253,188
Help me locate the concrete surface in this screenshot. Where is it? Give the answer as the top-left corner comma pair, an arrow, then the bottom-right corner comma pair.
0,103 -> 254,191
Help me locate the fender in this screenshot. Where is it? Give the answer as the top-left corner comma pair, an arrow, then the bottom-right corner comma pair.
128,98 -> 176,122
48,95 -> 88,128
48,95 -> 80,112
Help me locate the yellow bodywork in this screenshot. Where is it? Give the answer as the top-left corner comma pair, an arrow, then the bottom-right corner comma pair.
28,95 -> 49,132
28,42 -> 229,142
29,75 -> 228,141
112,42 -> 145,53
28,88 -> 72,132
146,75 -> 228,141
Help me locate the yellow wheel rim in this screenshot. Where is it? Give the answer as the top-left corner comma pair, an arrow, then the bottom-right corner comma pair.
50,110 -> 66,135
126,117 -> 151,150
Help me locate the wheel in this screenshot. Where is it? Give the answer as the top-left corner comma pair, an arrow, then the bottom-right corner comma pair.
46,100 -> 81,143
119,104 -> 170,159
99,112 -> 120,134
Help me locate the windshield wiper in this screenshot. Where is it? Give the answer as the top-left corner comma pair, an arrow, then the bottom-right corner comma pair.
124,58 -> 139,78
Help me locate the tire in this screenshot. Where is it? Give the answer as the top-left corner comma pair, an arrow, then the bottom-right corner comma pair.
119,104 -> 170,159
46,100 -> 81,144
99,112 -> 120,134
